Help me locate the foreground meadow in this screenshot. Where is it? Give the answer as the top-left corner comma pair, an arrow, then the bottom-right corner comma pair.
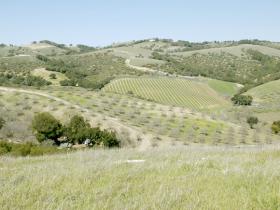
1,145 -> 280,210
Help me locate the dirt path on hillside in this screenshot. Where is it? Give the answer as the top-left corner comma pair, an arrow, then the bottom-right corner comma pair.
0,86 -> 152,150
125,59 -> 168,75
125,58 -> 203,81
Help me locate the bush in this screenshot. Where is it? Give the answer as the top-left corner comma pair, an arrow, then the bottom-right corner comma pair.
32,112 -> 63,143
247,116 -> 259,129
49,73 -> 57,79
100,130 -> 119,147
77,44 -> 96,53
36,54 -> 49,62
0,141 -> 65,156
64,115 -> 90,144
0,117 -> 5,130
231,95 -> 253,106
272,121 -> 280,134
60,79 -> 76,86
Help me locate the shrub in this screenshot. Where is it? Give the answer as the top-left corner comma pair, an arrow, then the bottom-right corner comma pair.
247,116 -> 259,129
64,115 -> 90,144
231,94 -> 253,106
60,79 -> 76,86
0,117 -> 5,130
49,73 -> 57,79
272,121 -> 280,134
76,44 -> 96,53
32,112 -> 63,143
36,54 -> 49,62
100,130 -> 119,147
0,141 -> 65,156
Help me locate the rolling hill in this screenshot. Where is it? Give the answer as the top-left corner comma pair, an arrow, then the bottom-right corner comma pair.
0,39 -> 280,148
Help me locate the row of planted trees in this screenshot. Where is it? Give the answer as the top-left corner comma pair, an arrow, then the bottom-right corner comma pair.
32,113 -> 120,148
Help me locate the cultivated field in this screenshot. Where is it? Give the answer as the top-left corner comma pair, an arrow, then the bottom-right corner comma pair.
103,77 -> 229,110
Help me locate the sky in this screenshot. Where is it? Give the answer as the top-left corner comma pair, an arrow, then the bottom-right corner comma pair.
1,0 -> 280,46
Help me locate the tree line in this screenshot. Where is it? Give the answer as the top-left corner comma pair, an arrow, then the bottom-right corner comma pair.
32,113 -> 120,147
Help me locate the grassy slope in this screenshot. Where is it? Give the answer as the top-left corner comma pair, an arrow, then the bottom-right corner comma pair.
4,86 -> 270,146
173,44 -> 280,57
32,68 -> 68,85
1,146 -> 279,209
244,80 -> 280,122
0,89 -> 83,142
207,78 -> 241,97
246,79 -> 280,104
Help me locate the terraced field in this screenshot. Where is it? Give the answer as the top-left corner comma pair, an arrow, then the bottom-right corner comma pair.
103,77 -> 229,110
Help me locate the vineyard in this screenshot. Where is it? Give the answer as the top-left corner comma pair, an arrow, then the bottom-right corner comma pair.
103,77 -> 229,110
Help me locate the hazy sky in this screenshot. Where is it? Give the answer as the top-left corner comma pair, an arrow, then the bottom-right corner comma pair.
1,0 -> 280,46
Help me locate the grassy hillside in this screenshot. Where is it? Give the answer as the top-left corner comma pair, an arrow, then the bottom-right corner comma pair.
103,77 -> 230,110
2,85 -> 272,147
173,44 -> 280,57
1,146 -> 280,209
31,68 -> 68,85
110,40 -> 280,88
207,78 -> 241,97
0,39 -> 279,147
242,80 -> 280,122
247,79 -> 280,105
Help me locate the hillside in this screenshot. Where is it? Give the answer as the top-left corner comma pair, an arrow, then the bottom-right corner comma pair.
1,39 -> 280,210
110,39 -> 280,87
0,39 -> 280,149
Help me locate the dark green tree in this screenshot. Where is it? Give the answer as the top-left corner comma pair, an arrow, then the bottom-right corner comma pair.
99,130 -> 119,147
272,121 -> 280,134
231,95 -> 253,106
247,116 -> 259,129
32,112 -> 63,143
64,115 -> 90,144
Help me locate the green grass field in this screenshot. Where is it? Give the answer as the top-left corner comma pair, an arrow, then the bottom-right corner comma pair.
241,79 -> 280,122
103,77 -> 229,110
247,79 -> 280,104
207,78 -> 241,97
1,146 -> 280,210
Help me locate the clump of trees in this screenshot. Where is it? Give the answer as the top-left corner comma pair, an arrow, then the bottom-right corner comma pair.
271,121 -> 280,134
76,44 -> 96,53
59,79 -> 76,86
36,54 -> 49,62
247,116 -> 258,129
231,94 -> 253,106
39,40 -> 66,49
32,113 -> 119,148
0,73 -> 51,87
37,56 -> 114,90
